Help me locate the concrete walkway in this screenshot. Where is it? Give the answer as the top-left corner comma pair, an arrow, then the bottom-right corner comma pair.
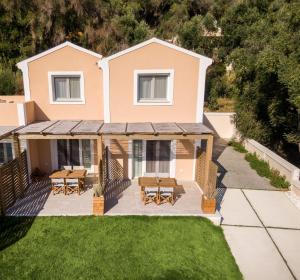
214,139 -> 276,190
220,189 -> 300,280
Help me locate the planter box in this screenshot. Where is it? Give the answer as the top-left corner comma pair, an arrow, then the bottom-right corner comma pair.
201,196 -> 216,214
93,196 -> 105,216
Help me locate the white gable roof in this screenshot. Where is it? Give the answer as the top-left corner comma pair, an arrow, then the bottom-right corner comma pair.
99,37 -> 212,64
17,41 -> 102,67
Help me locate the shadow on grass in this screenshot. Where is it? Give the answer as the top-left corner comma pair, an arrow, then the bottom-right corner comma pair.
0,216 -> 35,251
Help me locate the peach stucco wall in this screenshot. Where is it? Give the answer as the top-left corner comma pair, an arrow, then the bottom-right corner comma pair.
0,95 -> 25,126
109,42 -> 200,122
28,46 -> 103,121
0,95 -> 25,103
0,103 -> 19,125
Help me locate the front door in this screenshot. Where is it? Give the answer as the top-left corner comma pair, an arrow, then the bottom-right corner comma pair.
145,140 -> 171,177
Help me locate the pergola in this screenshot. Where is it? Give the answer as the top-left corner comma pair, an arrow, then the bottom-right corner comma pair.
0,126 -> 19,141
12,120 -> 214,189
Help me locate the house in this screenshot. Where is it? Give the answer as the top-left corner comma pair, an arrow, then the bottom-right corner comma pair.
0,38 -> 216,216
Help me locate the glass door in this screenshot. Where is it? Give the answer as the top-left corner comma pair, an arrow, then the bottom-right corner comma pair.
132,140 -> 143,178
145,140 -> 171,177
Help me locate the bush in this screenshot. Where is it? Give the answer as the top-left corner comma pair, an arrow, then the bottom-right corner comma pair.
245,152 -> 290,189
0,68 -> 17,95
245,153 -> 272,178
228,140 -> 247,153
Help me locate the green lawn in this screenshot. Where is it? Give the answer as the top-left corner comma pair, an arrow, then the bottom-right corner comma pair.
0,216 -> 242,280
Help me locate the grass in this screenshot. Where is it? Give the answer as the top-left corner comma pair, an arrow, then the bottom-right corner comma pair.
229,140 -> 290,189
0,216 -> 242,280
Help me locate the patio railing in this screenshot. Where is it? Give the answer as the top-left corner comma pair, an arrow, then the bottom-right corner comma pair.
0,151 -> 29,215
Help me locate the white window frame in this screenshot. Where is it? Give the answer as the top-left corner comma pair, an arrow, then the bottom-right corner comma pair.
48,71 -> 85,104
128,140 -> 176,179
51,139 -> 94,172
0,139 -> 15,164
133,69 -> 174,106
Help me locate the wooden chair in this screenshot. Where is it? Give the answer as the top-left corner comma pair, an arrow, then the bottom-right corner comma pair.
51,178 -> 65,195
159,187 -> 175,205
66,178 -> 81,195
143,186 -> 159,205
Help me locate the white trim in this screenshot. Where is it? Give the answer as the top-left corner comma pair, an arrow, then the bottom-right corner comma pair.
204,112 -> 236,116
99,60 -> 110,122
17,41 -> 101,66
170,140 -> 176,178
90,140 -> 96,173
48,71 -> 85,104
16,63 -> 31,101
142,140 -> 146,175
52,139 -> 94,173
196,59 -> 212,122
128,140 -> 133,179
17,103 -> 27,125
133,69 -> 174,106
99,37 -> 212,62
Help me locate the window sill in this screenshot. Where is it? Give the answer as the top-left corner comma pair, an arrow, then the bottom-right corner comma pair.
50,99 -> 85,105
134,100 -> 173,106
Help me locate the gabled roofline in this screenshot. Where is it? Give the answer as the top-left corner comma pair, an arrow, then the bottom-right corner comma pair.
17,41 -> 102,67
98,37 -> 212,65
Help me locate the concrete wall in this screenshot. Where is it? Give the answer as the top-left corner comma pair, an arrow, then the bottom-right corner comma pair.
244,139 -> 300,185
203,112 -> 236,139
0,95 -> 26,126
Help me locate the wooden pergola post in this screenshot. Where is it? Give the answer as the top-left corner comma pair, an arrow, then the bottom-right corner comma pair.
13,135 -> 21,158
204,134 -> 213,189
13,135 -> 25,196
93,135 -> 105,216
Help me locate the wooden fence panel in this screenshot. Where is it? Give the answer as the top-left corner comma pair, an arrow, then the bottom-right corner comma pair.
195,147 -> 206,191
195,147 -> 218,197
0,151 -> 29,215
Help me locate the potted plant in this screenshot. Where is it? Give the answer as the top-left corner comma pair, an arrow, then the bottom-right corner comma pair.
93,182 -> 105,216
201,188 -> 217,214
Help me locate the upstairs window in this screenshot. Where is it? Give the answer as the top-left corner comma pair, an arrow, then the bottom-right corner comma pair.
134,70 -> 174,105
49,72 -> 85,104
138,75 -> 168,102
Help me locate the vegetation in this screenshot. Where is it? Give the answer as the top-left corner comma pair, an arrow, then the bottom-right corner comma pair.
229,140 -> 290,189
228,139 -> 247,153
0,0 -> 299,163
0,216 -> 242,280
245,153 -> 290,189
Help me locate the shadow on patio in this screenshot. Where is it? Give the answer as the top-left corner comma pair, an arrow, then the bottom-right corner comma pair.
6,177 -> 95,216
105,180 -> 205,216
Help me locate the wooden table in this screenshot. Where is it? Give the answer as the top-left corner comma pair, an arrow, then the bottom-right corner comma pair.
49,169 -> 87,179
138,177 -> 178,188
49,169 -> 87,195
138,177 -> 178,205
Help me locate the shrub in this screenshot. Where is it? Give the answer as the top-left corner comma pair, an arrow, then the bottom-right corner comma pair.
228,140 -> 247,153
245,153 -> 272,178
244,152 -> 290,189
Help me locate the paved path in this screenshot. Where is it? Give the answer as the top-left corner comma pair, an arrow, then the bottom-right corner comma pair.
220,188 -> 300,280
214,139 -> 276,190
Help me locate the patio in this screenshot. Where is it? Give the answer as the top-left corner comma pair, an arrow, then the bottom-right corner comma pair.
6,178 -> 221,224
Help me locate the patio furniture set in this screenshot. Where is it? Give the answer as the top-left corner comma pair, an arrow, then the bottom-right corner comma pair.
138,177 -> 178,206
49,169 -> 87,195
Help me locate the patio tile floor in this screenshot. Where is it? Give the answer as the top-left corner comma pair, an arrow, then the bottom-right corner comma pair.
7,178 -> 221,224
